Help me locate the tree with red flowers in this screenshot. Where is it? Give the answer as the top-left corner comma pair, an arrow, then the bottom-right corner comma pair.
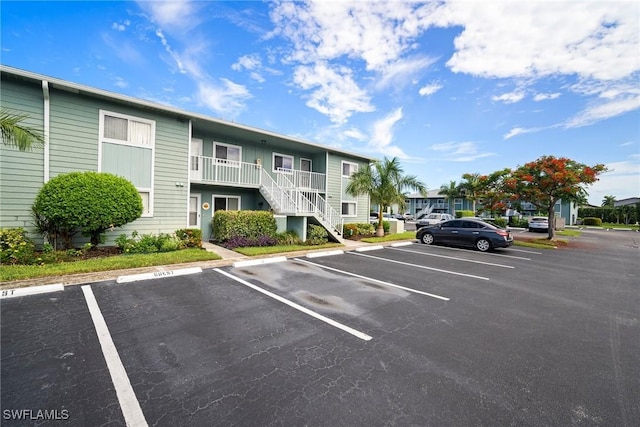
505,156 -> 607,239
476,169 -> 511,217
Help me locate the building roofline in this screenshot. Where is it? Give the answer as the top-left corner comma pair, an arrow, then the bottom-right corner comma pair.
1,64 -> 375,161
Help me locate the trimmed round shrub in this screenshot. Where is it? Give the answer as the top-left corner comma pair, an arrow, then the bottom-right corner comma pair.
32,171 -> 143,247
583,217 -> 602,226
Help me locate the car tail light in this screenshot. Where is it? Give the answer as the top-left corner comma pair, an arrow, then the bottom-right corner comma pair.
496,230 -> 509,239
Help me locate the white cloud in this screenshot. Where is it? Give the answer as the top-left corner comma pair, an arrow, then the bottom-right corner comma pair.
114,77 -> 128,88
564,92 -> 640,128
232,54 -> 266,83
343,127 -> 367,141
232,55 -> 261,71
492,91 -> 525,104
270,1 -> 438,70
369,108 -> 407,158
155,29 -> 186,73
137,0 -> 201,32
442,1 -> 640,81
419,83 -> 443,96
587,158 -> 640,205
376,56 -> 438,90
197,78 -> 252,118
268,1 -> 441,122
533,92 -> 560,101
293,62 -> 374,124
112,22 -> 128,32
429,141 -> 495,162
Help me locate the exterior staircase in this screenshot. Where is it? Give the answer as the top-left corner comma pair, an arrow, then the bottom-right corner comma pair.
258,168 -> 344,242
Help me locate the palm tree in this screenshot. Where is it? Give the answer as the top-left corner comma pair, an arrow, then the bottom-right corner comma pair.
601,195 -> 616,207
439,180 -> 462,216
346,157 -> 427,237
460,172 -> 482,215
0,108 -> 45,151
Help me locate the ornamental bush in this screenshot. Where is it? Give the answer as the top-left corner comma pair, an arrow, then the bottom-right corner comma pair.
583,217 -> 602,226
175,228 -> 203,248
32,172 -> 143,247
212,210 -> 277,243
0,228 -> 35,265
306,224 -> 328,245
456,210 -> 475,218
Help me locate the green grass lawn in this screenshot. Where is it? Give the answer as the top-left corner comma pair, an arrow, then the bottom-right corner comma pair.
0,249 -> 221,283
234,242 -> 343,256
360,231 -> 415,243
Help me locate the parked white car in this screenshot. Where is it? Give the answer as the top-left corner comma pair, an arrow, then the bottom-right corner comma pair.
528,216 -> 549,232
416,213 -> 455,228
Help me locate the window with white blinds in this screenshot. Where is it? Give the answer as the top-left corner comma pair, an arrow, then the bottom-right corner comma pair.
102,112 -> 153,147
99,110 -> 155,217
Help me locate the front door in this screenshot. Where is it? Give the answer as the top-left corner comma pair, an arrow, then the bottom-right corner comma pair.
189,193 -> 201,228
300,158 -> 312,188
190,138 -> 203,181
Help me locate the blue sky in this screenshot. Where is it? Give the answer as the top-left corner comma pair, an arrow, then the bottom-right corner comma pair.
2,0 -> 639,205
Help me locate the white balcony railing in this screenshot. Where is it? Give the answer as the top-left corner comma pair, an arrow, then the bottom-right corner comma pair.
281,169 -> 326,191
190,156 -> 261,187
191,156 -> 326,192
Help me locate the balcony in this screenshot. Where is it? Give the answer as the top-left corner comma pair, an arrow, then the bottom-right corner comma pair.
190,156 -> 326,192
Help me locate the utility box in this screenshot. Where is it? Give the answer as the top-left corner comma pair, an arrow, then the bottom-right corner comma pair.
389,219 -> 404,234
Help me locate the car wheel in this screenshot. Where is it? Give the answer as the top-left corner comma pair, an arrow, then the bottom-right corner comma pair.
528,228 -> 533,232
476,238 -> 492,252
421,232 -> 434,245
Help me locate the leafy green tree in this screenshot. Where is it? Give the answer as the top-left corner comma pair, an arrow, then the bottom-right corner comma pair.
346,157 -> 427,237
505,156 -> 607,239
459,172 -> 482,215
32,171 -> 143,247
0,108 -> 45,151
438,180 -> 462,216
476,169 -> 511,217
601,195 -> 616,207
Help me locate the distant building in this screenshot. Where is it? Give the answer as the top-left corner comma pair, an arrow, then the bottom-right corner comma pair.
405,191 -> 579,225
614,197 -> 640,207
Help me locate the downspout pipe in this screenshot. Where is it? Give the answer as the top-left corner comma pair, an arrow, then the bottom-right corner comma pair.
42,80 -> 50,182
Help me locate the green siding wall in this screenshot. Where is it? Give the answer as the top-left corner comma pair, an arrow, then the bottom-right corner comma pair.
1,76 -> 190,244
102,143 -> 153,188
326,153 -> 370,223
0,78 -> 45,231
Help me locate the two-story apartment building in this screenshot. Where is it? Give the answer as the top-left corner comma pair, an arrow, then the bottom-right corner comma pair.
0,66 -> 373,244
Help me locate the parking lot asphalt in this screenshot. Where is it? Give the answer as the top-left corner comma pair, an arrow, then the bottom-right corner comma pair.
1,229 -> 639,426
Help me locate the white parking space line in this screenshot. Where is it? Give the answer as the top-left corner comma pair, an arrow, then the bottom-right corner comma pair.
414,244 -> 532,260
214,268 -> 372,341
387,247 -> 515,268
233,256 -> 287,268
81,286 -> 148,427
1,283 -> 64,299
306,250 -> 344,258
349,252 -> 490,281
506,247 -> 543,255
354,245 -> 384,252
294,258 -> 449,301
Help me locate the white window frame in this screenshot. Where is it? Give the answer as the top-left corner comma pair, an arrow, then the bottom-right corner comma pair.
214,141 -> 242,167
273,152 -> 294,173
341,201 -> 357,217
98,110 -> 155,217
300,158 -> 312,171
342,161 -> 358,178
211,195 -> 241,217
